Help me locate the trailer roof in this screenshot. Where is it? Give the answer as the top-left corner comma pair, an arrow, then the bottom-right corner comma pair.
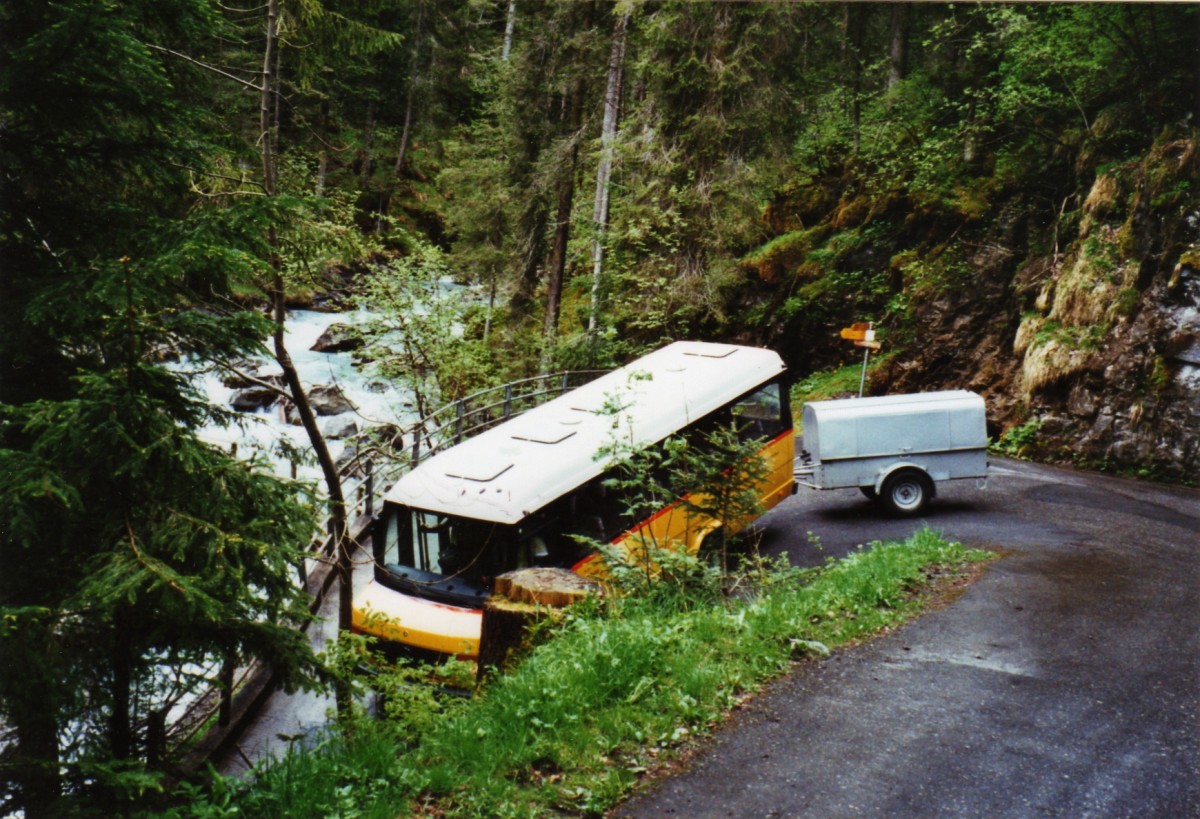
802,390 -> 987,462
803,390 -> 984,417
384,341 -> 786,524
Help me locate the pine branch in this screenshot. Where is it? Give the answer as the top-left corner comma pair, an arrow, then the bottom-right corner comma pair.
145,43 -> 262,91
125,515 -> 186,596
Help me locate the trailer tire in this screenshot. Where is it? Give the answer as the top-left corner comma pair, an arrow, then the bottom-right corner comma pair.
881,469 -> 932,516
859,486 -> 879,501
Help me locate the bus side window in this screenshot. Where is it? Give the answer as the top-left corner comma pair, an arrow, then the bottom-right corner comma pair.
576,479 -> 632,543
732,382 -> 785,443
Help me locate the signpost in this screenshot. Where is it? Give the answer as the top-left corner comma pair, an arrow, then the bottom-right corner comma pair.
840,322 -> 880,397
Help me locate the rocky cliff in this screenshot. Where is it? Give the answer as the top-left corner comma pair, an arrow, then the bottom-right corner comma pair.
905,135 -> 1197,482
764,130 -> 1200,484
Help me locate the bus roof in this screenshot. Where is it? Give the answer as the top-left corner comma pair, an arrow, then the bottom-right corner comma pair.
384,341 -> 787,524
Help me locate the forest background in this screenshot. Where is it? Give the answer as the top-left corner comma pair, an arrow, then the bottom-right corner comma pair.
2,1 -> 1199,815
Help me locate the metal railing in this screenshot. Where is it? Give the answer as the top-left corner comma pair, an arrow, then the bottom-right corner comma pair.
406,370 -> 607,467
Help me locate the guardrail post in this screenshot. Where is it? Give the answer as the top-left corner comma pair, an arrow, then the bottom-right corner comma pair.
365,461 -> 375,518
561,371 -> 569,394
218,656 -> 235,727
503,384 -> 513,420
454,400 -> 465,444
147,707 -> 167,767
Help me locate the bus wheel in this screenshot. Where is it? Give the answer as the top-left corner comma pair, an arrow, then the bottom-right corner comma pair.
882,469 -> 932,516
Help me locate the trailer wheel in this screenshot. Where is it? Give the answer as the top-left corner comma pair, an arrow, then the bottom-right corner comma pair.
859,486 -> 879,501
881,469 -> 932,516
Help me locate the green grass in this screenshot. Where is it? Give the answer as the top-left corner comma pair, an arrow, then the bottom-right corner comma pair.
1031,319 -> 1107,352
990,418 -> 1044,459
164,529 -> 990,819
790,354 -> 895,424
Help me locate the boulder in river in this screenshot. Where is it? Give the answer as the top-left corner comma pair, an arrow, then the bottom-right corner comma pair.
310,323 -> 365,354
321,414 -> 358,440
282,384 -> 356,423
230,386 -> 280,413
309,384 -> 356,415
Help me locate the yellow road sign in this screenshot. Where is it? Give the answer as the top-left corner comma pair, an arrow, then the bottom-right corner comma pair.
840,322 -> 874,342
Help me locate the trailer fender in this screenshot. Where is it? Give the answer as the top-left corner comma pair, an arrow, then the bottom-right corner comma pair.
872,462 -> 936,497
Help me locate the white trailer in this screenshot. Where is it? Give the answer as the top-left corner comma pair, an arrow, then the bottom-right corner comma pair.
794,390 -> 988,515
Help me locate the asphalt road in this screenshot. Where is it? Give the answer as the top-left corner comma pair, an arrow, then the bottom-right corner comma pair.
613,457 -> 1200,818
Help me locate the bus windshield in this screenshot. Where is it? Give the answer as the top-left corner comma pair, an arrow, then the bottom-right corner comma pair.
373,499 -> 597,607
374,507 -> 496,606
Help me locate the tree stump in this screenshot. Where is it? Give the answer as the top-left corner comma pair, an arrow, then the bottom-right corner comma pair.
476,567 -> 600,684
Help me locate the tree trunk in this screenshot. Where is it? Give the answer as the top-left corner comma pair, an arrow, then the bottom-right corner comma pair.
381,0 -> 425,233
962,98 -> 979,166
476,600 -> 535,684
273,41 -> 283,147
1195,8 -> 1200,124
316,99 -> 330,197
392,90 -> 415,183
260,0 -> 279,197
360,100 -> 377,192
541,137 -> 579,366
271,289 -> 350,612
476,568 -> 598,684
588,12 -> 629,338
270,276 -> 352,714
8,622 -> 63,818
376,91 -> 411,235
843,4 -> 866,153
887,3 -> 909,93
109,651 -> 132,764
502,0 -> 517,62
483,279 -> 496,341
13,711 -> 61,819
541,61 -> 590,368
260,0 -> 350,712
510,199 -> 548,320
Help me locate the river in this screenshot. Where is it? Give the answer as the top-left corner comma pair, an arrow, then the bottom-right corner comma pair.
183,309 -> 415,487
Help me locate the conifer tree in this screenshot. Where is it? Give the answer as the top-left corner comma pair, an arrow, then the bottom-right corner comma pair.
602,1 -> 803,341
0,1 -> 323,813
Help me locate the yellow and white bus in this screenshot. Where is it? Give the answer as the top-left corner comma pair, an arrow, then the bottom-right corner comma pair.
352,341 -> 795,659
